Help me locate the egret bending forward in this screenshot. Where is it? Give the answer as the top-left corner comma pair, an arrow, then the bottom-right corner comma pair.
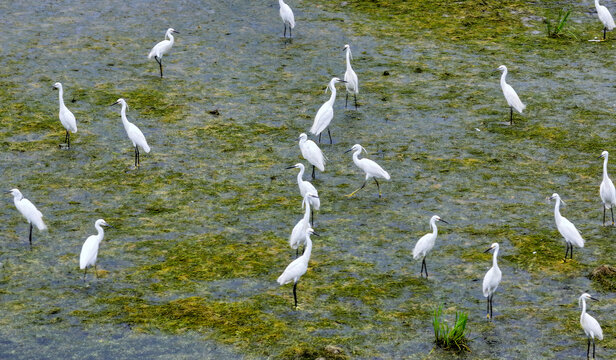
345,144 -> 390,198
286,163 -> 320,225
112,99 -> 151,167
278,228 -> 318,308
595,0 -> 615,40
497,65 -> 525,125
343,44 -> 359,109
6,189 -> 46,249
579,293 -> 603,359
148,28 -> 179,78
289,193 -> 317,257
482,243 -> 502,320
310,77 -> 346,144
599,151 -> 616,226
80,219 -> 113,281
549,193 -> 584,261
412,215 -> 448,278
298,133 -> 325,179
279,0 -> 295,38
53,82 -> 77,148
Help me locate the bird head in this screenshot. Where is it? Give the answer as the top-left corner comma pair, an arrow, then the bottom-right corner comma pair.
285,163 -> 303,170
167,28 -> 180,35
547,193 -> 565,206
111,98 -> 127,107
497,65 -> 507,72
297,133 -> 308,142
5,188 -> 22,199
52,82 -> 62,90
306,227 -> 319,237
599,150 -> 608,159
579,293 -> 599,307
344,144 -> 364,154
96,219 -> 113,228
483,242 -> 499,253
432,215 -> 449,224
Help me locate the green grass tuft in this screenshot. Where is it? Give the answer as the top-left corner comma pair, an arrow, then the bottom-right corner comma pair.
432,304 -> 470,352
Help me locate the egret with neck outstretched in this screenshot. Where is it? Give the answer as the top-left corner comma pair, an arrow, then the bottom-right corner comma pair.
482,242 -> 502,320
412,215 -> 448,278
599,151 -> 616,226
111,99 -> 151,167
6,189 -> 47,249
497,65 -> 525,125
148,28 -> 179,78
344,144 -> 390,198
343,44 -> 359,109
297,133 -> 325,179
52,82 -> 77,149
80,219 -> 113,281
310,77 -> 346,144
548,193 -> 584,261
579,293 -> 603,359
278,227 -> 317,308
286,163 -> 320,225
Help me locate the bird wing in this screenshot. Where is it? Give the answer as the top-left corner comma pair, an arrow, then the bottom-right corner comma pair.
300,181 -> 320,210
600,177 -> 616,206
502,84 -> 525,113
128,123 -> 150,153
148,40 -> 170,59
345,69 -> 359,93
289,219 -> 308,248
598,6 -> 616,30
301,141 -> 325,171
80,235 -> 99,269
16,199 -> 46,230
280,5 -> 295,28
583,313 -> 604,340
359,158 -> 390,180
277,258 -> 307,285
60,107 -> 77,133
412,233 -> 434,259
310,103 -> 333,135
557,217 -> 584,248
482,267 -> 501,297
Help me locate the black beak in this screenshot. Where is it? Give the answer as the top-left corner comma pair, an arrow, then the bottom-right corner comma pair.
110,101 -> 119,106
344,148 -> 353,153
598,155 -> 604,159
438,219 -> 449,224
311,232 -> 320,237
285,165 -> 296,169
105,224 -> 115,228
309,195 -> 319,198
590,297 -> 599,301
4,190 -> 12,194
339,80 -> 347,83
52,87 -> 57,91
173,30 -> 180,34
484,247 -> 493,253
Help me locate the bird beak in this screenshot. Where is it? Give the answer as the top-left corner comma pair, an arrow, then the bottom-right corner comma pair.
483,247 -> 493,253
344,148 -> 353,153
598,155 -> 604,159
52,87 -> 57,91
311,231 -> 320,237
590,297 -> 599,301
4,190 -> 12,194
309,194 -> 319,198
339,80 -> 347,83
285,165 -> 296,169
438,219 -> 449,224
172,30 -> 180,34
110,101 -> 119,106
106,224 -> 115,228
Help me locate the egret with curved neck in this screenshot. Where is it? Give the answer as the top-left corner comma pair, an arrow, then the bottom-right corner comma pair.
111,98 -> 151,168
6,188 -> 47,249
497,65 -> 525,125
482,242 -> 502,320
278,228 -> 318,308
148,28 -> 179,78
53,82 -> 77,148
344,144 -> 390,198
548,193 -> 584,261
80,219 -> 113,281
599,151 -> 616,226
412,215 -> 448,278
343,44 -> 359,109
286,163 -> 320,225
310,77 -> 346,144
297,133 -> 325,179
579,293 -> 602,359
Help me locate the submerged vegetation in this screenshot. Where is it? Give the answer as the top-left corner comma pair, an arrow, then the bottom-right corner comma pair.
432,304 -> 470,352
545,8 -> 573,38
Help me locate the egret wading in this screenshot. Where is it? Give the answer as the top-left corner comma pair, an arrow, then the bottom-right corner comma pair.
548,193 -> 584,261
595,0 -> 615,40
111,99 -> 151,167
343,44 -> 359,109
53,82 -> 77,149
579,293 -> 603,359
278,0 -> 295,38
148,28 -> 179,78
286,163 -> 320,225
298,133 -> 325,179
278,228 -> 317,308
412,215 -> 448,278
310,77 -> 346,144
497,65 -> 525,125
289,193 -> 317,257
599,151 -> 616,226
80,219 -> 113,281
482,242 -> 502,320
6,189 -> 47,249
344,144 -> 390,198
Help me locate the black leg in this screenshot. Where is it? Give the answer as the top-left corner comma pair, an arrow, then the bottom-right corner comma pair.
587,338 -> 591,359
311,165 -> 315,179
134,146 -> 138,167
419,259 -> 425,277
570,244 -> 573,260
345,92 -> 348,109
94,263 -> 98,278
318,133 -> 321,144
311,209 -> 314,227
28,223 -> 33,250
593,339 -> 596,359
487,296 -> 490,317
289,26 -> 292,38
327,129 -> 332,144
422,257 -> 428,278
283,24 -> 286,38
604,27 -> 607,40
611,207 -> 614,226
67,131 -> 71,149
293,282 -> 298,308
295,248 -> 299,258
155,56 -> 163,78
564,243 -> 569,261
490,294 -> 494,319
137,146 -> 140,166
603,206 -> 606,226
374,178 -> 382,198
354,94 -> 358,110
83,268 -> 87,281
510,107 -> 513,125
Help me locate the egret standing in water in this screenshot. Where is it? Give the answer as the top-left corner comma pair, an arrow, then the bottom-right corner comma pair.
278,227 -> 317,308
310,77 -> 346,144
289,193 -> 317,257
148,28 -> 179,78
52,82 -> 77,149
286,163 -> 320,225
80,219 -> 113,281
595,0 -> 615,40
342,44 -> 359,109
548,193 -> 584,261
599,151 -> 616,226
497,65 -> 525,125
298,133 -> 325,179
278,0 -> 295,38
412,215 -> 448,278
111,99 -> 151,167
482,242 -> 502,320
344,144 -> 390,198
579,293 -> 603,359
6,189 -> 47,249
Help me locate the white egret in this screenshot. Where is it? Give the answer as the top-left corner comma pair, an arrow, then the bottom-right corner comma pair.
599,151 -> 616,226
548,193 -> 584,261
6,189 -> 47,249
412,215 -> 448,278
278,0 -> 295,38
80,219 -> 113,281
342,44 -> 359,109
286,163 -> 320,225
595,0 -> 615,40
497,65 -> 525,125
111,98 -> 151,167
278,227 -> 317,308
310,77 -> 346,144
482,242 -> 502,320
148,28 -> 179,78
579,293 -> 603,359
289,193 -> 317,256
344,144 -> 390,198
298,133 -> 325,179
52,82 -> 77,149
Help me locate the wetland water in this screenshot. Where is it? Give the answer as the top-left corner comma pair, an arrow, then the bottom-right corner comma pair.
0,0 -> 615,358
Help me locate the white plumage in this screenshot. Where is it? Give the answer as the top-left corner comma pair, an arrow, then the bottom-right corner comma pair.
298,133 -> 325,178
482,242 -> 502,320
343,44 -> 359,109
6,188 -> 46,248
310,77 -> 345,144
579,293 -> 603,359
148,28 -> 179,77
596,0 -> 616,40
289,193 -> 315,252
599,151 -> 616,226
412,215 -> 448,278
345,144 -> 390,198
287,163 -> 320,211
80,219 -> 112,280
53,82 -> 77,148
112,98 -> 151,167
549,193 -> 584,261
278,228 -> 316,308
497,65 -> 525,124
279,0 -> 295,37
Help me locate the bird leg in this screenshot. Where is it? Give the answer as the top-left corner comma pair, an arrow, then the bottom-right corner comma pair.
419,258 -> 425,277
327,129 -> 332,144
155,56 -> 163,78
564,243 -> 570,262
354,94 -> 358,110
570,244 -> 573,260
295,248 -> 299,258
422,257 -> 428,278
283,24 -> 287,38
374,178 -> 382,198
603,206 -> 606,226
345,92 -> 348,109
604,27 -> 607,41
134,146 -> 139,168
83,268 -> 87,281
490,294 -> 494,319
28,223 -> 33,250
611,207 -> 614,226
318,133 -> 321,144
289,26 -> 292,38
293,282 -> 298,309
346,181 -> 366,197
312,165 -> 315,180
137,146 -> 140,166
510,107 -> 513,125
587,338 -> 591,359
94,264 -> 98,278
311,209 -> 314,227
486,296 -> 490,319
593,339 -> 596,359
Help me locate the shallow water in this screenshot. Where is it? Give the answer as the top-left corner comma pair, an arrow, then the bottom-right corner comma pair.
0,0 -> 614,359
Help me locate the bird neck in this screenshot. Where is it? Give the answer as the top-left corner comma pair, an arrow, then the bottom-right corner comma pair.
302,199 -> 311,222
95,223 -> 105,243
57,87 -> 65,108
430,219 -> 438,236
296,167 -> 305,185
553,198 -> 562,221
302,236 -> 313,260
500,69 -> 508,87
345,49 -> 352,69
603,156 -> 609,180
120,103 -> 130,126
167,33 -> 175,45
596,0 -> 601,9
327,82 -> 337,104
279,0 -> 286,6
352,149 -> 362,166
13,193 -> 23,202
580,298 -> 587,319
492,248 -> 499,269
